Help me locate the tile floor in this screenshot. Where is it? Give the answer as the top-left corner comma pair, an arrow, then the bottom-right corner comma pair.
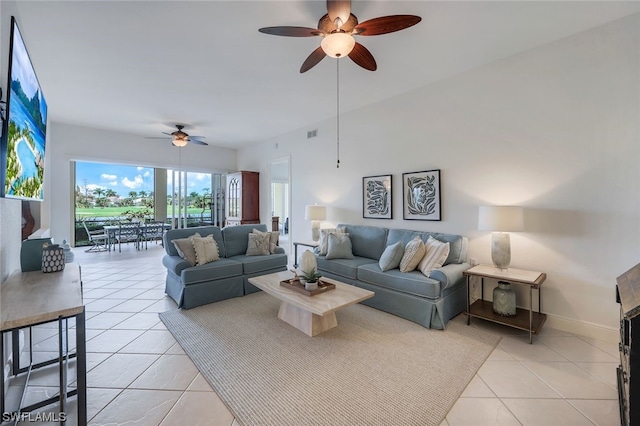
2,242 -> 620,425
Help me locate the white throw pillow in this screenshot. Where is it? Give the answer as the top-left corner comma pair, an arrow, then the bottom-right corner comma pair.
252,228 -> 280,254
319,227 -> 345,256
246,232 -> 270,256
191,234 -> 220,265
399,236 -> 426,273
419,236 -> 450,277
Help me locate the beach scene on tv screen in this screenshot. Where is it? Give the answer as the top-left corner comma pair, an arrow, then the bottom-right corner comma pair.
5,21 -> 48,201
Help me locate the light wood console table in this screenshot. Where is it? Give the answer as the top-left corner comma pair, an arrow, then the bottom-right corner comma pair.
1,264 -> 86,425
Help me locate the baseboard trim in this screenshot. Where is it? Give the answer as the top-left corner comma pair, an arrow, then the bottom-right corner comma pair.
545,313 -> 618,343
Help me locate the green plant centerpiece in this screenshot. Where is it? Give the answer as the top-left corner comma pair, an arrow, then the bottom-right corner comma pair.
299,267 -> 322,284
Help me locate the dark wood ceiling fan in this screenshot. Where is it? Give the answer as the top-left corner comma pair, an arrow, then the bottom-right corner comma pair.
259,0 -> 421,73
146,125 -> 208,147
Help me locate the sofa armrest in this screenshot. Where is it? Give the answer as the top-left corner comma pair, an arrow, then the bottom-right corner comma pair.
162,255 -> 192,277
429,262 -> 470,290
274,246 -> 285,255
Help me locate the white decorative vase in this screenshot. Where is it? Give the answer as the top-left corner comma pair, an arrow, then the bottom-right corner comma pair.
491,232 -> 511,270
493,281 -> 516,317
300,250 -> 317,276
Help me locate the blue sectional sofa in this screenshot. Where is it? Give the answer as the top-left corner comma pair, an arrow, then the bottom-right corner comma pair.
315,224 -> 469,329
162,224 -> 287,309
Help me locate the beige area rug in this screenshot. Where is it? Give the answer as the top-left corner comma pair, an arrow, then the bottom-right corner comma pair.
159,292 -> 500,426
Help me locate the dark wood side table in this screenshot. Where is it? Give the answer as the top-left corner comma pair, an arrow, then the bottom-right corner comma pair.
292,241 -> 319,268
463,265 -> 547,344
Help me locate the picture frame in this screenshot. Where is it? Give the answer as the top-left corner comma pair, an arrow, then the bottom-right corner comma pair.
402,169 -> 441,221
363,175 -> 392,219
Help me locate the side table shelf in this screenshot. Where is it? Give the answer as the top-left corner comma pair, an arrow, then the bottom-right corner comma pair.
464,265 -> 547,344
293,241 -> 319,268
467,300 -> 547,334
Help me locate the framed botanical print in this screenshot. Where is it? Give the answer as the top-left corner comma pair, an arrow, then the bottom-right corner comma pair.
363,175 -> 392,219
402,169 -> 441,221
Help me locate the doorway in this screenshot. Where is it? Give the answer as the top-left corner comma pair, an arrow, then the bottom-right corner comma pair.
270,157 -> 291,257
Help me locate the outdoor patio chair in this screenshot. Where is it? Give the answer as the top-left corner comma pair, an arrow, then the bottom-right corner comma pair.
141,221 -> 165,249
82,221 -> 108,252
115,222 -> 141,252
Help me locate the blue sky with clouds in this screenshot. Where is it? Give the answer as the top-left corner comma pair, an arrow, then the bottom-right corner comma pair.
75,162 -> 212,197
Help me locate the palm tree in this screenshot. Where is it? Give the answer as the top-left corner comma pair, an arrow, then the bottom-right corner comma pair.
128,191 -> 138,199
93,187 -> 105,199
139,190 -> 148,199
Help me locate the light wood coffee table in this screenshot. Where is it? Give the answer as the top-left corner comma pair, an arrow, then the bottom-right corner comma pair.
249,271 -> 374,337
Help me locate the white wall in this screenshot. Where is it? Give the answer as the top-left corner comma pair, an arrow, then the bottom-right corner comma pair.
45,122 -> 237,243
239,14 -> 640,339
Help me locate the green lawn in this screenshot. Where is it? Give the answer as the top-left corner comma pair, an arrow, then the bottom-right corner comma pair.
75,206 -> 209,218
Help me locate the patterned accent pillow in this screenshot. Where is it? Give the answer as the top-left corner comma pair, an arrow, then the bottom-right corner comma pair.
252,228 -> 280,254
192,234 -> 220,265
325,233 -> 354,260
419,236 -> 450,277
378,241 -> 405,272
319,227 -> 345,256
246,232 -> 270,256
399,236 -> 426,273
171,233 -> 201,266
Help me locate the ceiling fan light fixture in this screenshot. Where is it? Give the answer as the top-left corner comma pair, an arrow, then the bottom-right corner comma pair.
321,32 -> 355,58
172,136 -> 188,147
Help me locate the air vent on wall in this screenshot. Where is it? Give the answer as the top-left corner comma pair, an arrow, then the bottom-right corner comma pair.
307,129 -> 318,139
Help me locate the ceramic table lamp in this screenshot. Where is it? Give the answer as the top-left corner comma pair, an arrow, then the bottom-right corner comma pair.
478,206 -> 524,270
305,204 -> 326,242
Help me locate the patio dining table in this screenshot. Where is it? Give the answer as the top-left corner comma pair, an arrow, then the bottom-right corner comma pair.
103,222 -> 170,252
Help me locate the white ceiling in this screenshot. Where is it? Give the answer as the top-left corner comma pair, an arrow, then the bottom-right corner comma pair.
12,1 -> 640,149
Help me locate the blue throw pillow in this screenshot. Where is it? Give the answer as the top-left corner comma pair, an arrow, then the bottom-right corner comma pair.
325,233 -> 354,260
378,241 -> 405,272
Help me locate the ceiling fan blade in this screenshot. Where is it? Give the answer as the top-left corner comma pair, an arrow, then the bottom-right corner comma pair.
161,132 -> 173,136
189,139 -> 208,146
354,15 -> 421,36
300,47 -> 327,73
348,42 -> 377,71
327,0 -> 351,26
259,26 -> 322,37
145,137 -> 171,140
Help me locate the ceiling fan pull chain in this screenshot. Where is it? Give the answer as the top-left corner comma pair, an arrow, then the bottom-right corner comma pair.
336,58 -> 340,169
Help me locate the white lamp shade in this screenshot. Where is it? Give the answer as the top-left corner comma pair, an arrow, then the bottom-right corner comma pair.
305,205 -> 327,221
478,206 -> 524,232
321,33 -> 356,58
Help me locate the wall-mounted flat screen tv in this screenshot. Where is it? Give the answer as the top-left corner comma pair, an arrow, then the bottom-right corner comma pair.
2,16 -> 48,201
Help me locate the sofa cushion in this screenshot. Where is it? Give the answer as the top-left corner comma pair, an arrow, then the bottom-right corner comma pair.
252,228 -> 280,254
164,226 -> 226,258
316,255 -> 377,280
223,224 -> 268,257
228,253 -> 288,275
326,233 -> 354,260
192,234 -> 220,265
399,236 -> 425,273
318,227 -> 345,256
357,263 -> 443,299
246,232 -> 270,256
378,242 -> 404,272
386,229 -> 467,265
418,236 -> 450,277
180,258 -> 243,285
171,233 -> 200,266
337,224 -> 389,260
